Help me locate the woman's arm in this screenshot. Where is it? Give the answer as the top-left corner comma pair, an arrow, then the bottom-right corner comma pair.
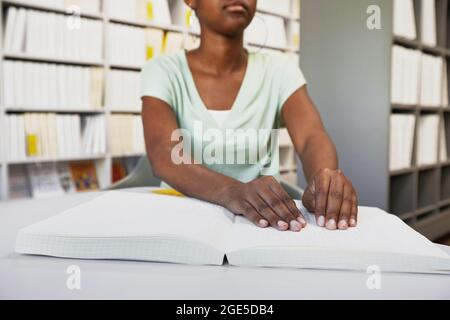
142,97 -> 307,232
282,86 -> 359,230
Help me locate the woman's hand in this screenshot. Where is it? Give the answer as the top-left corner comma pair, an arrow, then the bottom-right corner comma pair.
222,176 -> 307,232
302,168 -> 358,230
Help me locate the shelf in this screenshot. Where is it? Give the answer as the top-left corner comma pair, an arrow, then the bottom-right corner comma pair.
246,42 -> 299,53
111,153 -> 145,159
390,167 -> 416,176
421,45 -> 445,56
109,64 -> 143,71
417,163 -> 440,171
393,36 -> 421,48
256,8 -> 294,20
418,168 -> 439,209
419,106 -> 444,112
5,107 -> 105,114
391,104 -> 416,111
390,173 -> 415,215
2,0 -> 104,20
412,209 -> 450,241
3,52 -> 104,67
8,155 -> 107,165
107,17 -> 185,33
110,109 -> 141,114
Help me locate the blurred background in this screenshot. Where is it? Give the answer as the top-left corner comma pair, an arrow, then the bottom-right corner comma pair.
0,0 -> 449,242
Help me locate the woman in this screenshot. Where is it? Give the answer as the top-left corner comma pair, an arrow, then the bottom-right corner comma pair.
141,0 -> 358,232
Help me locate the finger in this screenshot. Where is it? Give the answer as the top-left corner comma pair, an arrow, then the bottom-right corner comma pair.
349,193 -> 358,227
325,174 -> 345,230
314,171 -> 331,227
240,201 -> 269,228
268,181 -> 307,227
337,185 -> 352,230
301,184 -> 316,213
248,193 -> 289,231
257,188 -> 301,232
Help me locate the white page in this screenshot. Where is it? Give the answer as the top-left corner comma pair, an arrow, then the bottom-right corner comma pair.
17,190 -> 235,254
227,201 -> 449,261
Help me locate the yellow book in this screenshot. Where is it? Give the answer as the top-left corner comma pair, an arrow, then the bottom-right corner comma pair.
151,189 -> 184,197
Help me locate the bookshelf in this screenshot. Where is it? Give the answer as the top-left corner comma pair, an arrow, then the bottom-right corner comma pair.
0,0 -> 301,201
300,0 -> 450,240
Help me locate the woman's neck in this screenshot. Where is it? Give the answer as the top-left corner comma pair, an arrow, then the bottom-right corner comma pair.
191,28 -> 248,75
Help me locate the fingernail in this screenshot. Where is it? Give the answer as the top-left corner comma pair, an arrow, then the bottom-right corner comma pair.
317,216 -> 325,227
326,219 -> 336,230
338,220 -> 348,230
277,221 -> 289,230
350,219 -> 357,227
297,217 -> 307,226
290,220 -> 302,232
259,219 -> 269,228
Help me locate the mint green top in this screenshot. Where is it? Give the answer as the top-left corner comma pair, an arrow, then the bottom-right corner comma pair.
140,51 -> 306,185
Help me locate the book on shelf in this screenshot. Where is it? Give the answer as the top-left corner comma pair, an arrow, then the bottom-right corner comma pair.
69,162 -> 100,192
390,46 -> 421,105
105,0 -> 172,25
109,115 -> 146,156
15,188 -> 450,274
111,157 -> 141,183
6,113 -> 106,161
3,60 -> 103,110
257,0 -> 292,17
290,20 -> 300,49
171,0 -> 200,33
145,28 -> 165,60
389,114 -> 416,171
443,60 -> 449,107
163,31 -> 185,54
112,161 -> 128,183
420,54 -> 443,108
26,163 -> 65,199
7,161 -> 99,200
440,122 -> 448,162
3,6 -> 103,61
9,0 -> 102,14
245,13 -> 287,49
417,115 -> 440,166
108,23 -> 147,67
8,165 -> 31,200
420,0 -> 437,47
107,70 -> 142,112
393,0 -> 417,40
57,163 -> 77,194
293,0 -> 300,20
64,0 -> 102,14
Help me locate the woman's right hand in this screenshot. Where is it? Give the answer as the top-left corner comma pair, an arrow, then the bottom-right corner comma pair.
222,176 -> 307,232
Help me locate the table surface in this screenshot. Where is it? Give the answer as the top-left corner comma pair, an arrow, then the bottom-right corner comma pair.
1,191 -> 449,300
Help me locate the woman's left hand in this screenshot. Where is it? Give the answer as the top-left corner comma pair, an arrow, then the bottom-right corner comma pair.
302,168 -> 358,230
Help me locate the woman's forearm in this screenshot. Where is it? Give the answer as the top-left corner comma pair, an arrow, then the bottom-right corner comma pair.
298,132 -> 338,184
149,144 -> 241,207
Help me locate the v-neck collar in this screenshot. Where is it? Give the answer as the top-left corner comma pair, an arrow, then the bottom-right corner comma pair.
181,50 -> 254,128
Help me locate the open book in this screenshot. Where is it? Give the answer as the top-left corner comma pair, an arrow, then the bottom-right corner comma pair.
16,188 -> 450,274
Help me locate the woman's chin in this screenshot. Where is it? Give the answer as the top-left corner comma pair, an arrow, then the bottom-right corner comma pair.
219,23 -> 249,37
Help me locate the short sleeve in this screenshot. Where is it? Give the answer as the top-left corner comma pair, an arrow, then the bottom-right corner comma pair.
278,58 -> 307,108
276,57 -> 307,127
140,58 -> 174,107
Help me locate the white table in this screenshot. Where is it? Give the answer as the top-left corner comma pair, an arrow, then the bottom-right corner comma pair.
1,192 -> 449,300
